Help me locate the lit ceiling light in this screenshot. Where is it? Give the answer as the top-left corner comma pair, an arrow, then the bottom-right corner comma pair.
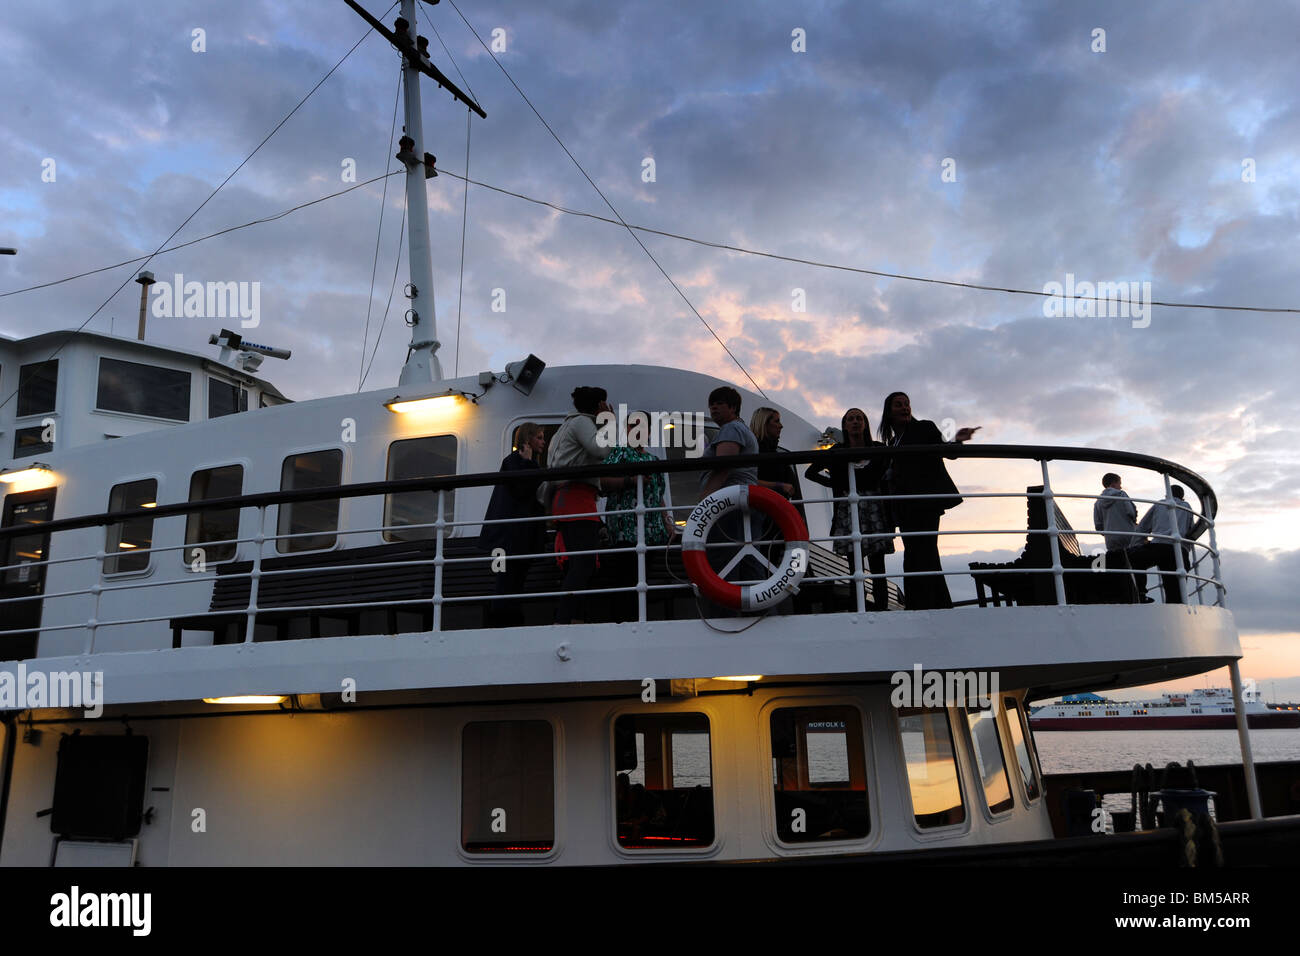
714,675 -> 763,682
0,463 -> 56,489
202,695 -> 287,705
141,502 -> 157,508
385,389 -> 476,414
117,543 -> 138,549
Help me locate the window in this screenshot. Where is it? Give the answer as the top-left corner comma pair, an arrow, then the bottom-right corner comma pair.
384,436 -> 457,541
185,465 -> 243,564
614,714 -> 713,849
964,707 -> 1014,815
277,450 -> 342,552
461,721 -> 554,853
208,378 -> 248,418
663,420 -> 716,525
13,425 -> 52,459
104,479 -> 158,574
898,707 -> 965,828
770,707 -> 869,843
1003,697 -> 1041,801
17,360 -> 58,416
97,358 -> 190,421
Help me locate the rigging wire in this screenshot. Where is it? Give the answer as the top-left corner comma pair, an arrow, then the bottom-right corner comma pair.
359,65 -> 405,392
453,108 -> 472,378
431,168 -> 1300,318
417,1 -> 477,102
444,0 -> 768,398
0,3 -> 399,416
361,195 -> 409,390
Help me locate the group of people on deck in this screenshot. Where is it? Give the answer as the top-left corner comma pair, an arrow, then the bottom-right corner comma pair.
1093,472 -> 1196,603
480,384 -> 980,625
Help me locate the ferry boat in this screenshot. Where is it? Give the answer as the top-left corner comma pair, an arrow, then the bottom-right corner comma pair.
0,0 -> 1271,866
1031,688 -> 1300,731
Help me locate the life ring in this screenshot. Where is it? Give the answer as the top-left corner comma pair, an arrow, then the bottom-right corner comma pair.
682,484 -> 809,611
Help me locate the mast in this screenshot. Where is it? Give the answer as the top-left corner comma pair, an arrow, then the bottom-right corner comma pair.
344,0 -> 486,387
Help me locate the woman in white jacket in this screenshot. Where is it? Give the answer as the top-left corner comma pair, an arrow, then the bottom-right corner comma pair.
548,386 -> 613,623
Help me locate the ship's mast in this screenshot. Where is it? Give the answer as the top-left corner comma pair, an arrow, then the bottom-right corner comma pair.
345,0 -> 485,386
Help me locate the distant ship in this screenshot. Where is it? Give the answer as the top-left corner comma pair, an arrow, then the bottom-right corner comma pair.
1030,687 -> 1300,730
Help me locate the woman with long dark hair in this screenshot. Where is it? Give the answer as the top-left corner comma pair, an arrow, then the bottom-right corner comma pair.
804,408 -> 893,610
872,392 -> 979,611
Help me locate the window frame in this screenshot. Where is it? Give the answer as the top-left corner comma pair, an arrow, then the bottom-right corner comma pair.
383,433 -> 459,542
1002,695 -> 1044,806
762,697 -> 876,853
103,476 -> 161,577
16,359 -> 59,418
456,712 -> 561,864
207,376 -> 249,419
608,706 -> 720,858
183,461 -> 247,567
275,446 -> 347,554
893,704 -> 969,837
94,356 -> 192,423
960,704 -> 1016,820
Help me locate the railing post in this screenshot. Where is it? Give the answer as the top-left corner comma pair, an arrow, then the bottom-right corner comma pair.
245,505 -> 267,644
635,474 -> 647,623
432,489 -> 445,632
1163,474 -> 1189,605
85,548 -> 103,655
1039,461 -> 1068,606
846,478 -> 866,614
1207,514 -> 1226,608
1229,661 -> 1264,820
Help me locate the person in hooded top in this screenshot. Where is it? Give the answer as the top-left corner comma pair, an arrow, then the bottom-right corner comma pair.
1093,473 -> 1139,551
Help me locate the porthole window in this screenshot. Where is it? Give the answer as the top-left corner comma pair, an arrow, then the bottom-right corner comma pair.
613,713 -> 713,849
461,720 -> 554,854
770,706 -> 869,842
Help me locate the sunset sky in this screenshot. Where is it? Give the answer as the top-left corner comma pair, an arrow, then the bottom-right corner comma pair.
2,0 -> 1296,693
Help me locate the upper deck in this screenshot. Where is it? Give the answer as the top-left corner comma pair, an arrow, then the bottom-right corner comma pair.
0,362 -> 1239,709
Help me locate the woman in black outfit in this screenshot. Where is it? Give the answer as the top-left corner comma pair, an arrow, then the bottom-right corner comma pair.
872,392 -> 979,611
480,422 -> 547,627
804,408 -> 894,610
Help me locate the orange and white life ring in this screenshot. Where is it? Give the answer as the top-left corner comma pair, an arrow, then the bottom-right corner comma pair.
682,484 -> 809,611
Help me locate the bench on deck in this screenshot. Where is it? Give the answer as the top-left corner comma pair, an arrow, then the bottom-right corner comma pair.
169,526 -> 907,646
968,485 -> 1137,607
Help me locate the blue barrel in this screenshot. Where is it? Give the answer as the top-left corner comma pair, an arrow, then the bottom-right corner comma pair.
1157,788 -> 1215,823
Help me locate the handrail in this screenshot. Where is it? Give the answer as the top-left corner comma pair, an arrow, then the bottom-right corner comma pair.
0,443 -> 1217,541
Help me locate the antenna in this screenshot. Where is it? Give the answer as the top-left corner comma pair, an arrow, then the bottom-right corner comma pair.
344,0 -> 486,388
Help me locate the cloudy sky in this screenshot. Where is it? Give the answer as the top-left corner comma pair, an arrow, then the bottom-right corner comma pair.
1,0 -> 1296,691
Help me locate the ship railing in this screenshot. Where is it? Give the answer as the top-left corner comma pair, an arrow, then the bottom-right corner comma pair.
0,444 -> 1225,653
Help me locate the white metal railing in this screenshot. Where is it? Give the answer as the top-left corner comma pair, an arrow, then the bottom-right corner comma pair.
0,447 -> 1226,656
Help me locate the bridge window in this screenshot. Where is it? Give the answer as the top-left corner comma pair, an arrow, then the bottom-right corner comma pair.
461,720 -> 554,854
277,450 -> 342,553
384,436 -> 457,541
12,425 -> 52,459
614,713 -> 714,849
96,357 -> 190,421
1003,697 -> 1041,801
964,707 -> 1013,815
186,465 -> 243,564
17,360 -> 58,417
208,378 -> 248,418
898,707 -> 966,829
104,478 -> 158,574
770,706 -> 869,843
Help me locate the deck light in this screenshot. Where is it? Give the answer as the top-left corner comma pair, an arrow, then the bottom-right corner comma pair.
202,696 -> 287,705
714,675 -> 763,683
0,463 -> 56,489
384,391 -> 467,414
